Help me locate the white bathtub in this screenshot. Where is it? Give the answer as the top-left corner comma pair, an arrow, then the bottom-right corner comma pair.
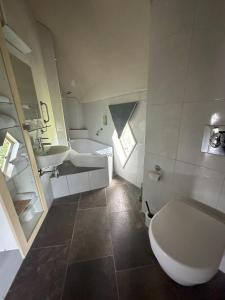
69,138 -> 113,183
70,138 -> 113,156
51,139 -> 113,198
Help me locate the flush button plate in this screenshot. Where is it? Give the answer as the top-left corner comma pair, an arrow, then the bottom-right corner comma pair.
201,125 -> 225,156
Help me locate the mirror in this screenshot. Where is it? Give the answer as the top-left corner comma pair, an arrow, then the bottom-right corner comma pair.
10,54 -> 41,121
0,52 -> 44,240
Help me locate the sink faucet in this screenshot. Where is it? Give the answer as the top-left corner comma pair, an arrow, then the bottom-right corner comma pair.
35,137 -> 51,151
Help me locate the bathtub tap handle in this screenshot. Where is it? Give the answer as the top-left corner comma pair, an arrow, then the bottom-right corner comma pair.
68,138 -> 71,148
96,128 -> 103,136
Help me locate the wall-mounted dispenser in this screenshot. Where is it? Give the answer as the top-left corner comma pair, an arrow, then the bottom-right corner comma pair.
103,115 -> 107,126
201,125 -> 225,156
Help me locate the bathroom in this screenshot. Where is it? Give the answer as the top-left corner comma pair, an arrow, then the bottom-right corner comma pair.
0,0 -> 225,299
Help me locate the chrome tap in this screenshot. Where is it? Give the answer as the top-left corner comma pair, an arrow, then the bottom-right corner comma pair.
35,137 -> 51,151
96,128 -> 103,136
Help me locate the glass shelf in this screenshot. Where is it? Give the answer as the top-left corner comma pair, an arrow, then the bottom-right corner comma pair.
0,101 -> 14,105
7,161 -> 29,181
21,212 -> 42,240
0,125 -> 20,131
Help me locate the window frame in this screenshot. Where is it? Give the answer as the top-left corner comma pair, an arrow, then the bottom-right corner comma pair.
0,132 -> 20,178
119,123 -> 137,167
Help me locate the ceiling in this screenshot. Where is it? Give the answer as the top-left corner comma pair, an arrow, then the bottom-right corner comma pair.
28,0 -> 150,102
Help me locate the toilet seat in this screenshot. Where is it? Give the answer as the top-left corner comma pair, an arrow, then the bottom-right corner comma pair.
149,200 -> 225,286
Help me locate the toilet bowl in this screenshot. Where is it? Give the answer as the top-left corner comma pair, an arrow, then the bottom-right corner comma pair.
149,199 -> 225,286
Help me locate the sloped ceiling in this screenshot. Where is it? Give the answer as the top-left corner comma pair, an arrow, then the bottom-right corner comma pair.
28,0 -> 150,102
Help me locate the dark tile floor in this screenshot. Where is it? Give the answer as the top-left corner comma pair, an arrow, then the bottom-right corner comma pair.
6,176 -> 225,300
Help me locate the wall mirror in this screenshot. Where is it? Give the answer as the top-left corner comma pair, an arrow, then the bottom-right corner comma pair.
9,53 -> 41,121
0,51 -> 44,242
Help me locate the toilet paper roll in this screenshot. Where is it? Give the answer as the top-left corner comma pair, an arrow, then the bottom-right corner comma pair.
148,170 -> 161,181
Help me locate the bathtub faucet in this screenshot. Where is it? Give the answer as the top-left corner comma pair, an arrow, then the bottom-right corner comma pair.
96,128 -> 103,136
68,138 -> 71,149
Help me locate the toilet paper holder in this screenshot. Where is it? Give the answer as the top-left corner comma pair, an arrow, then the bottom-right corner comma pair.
148,165 -> 162,181
155,165 -> 161,172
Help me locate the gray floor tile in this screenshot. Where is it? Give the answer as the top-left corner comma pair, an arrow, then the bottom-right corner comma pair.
69,207 -> 112,262
117,264 -> 177,300
79,188 -> 106,209
106,184 -> 132,213
110,210 -> 156,270
62,256 -> 118,300
53,193 -> 80,205
32,202 -> 77,248
6,245 -> 68,300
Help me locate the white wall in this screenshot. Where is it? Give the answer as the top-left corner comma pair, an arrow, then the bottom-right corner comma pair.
0,250 -> 22,299
0,203 -> 18,252
83,90 -> 147,187
62,98 -> 85,132
143,0 -> 225,215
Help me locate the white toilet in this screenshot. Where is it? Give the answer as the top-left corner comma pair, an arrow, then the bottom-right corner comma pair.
149,199 -> 225,286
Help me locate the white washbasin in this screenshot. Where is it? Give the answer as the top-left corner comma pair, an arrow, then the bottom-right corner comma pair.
35,145 -> 70,169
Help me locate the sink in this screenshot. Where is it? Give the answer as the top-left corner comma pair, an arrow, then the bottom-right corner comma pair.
35,145 -> 70,169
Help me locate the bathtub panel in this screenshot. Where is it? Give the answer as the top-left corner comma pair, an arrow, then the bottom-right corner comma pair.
89,169 -> 109,190
67,173 -> 90,194
51,176 -> 69,199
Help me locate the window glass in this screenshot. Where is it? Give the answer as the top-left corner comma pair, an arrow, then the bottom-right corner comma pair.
112,123 -> 136,167
120,124 -> 136,158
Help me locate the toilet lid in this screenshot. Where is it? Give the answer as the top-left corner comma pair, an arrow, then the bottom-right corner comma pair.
150,200 -> 225,268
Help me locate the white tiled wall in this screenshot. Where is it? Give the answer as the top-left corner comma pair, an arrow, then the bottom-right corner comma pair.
146,103 -> 182,159
143,0 -> 225,216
